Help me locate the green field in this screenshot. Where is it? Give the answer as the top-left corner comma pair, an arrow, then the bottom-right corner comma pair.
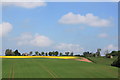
87,57 -> 118,66
2,58 -> 118,78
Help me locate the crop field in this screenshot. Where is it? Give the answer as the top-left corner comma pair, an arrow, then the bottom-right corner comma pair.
2,58 -> 118,78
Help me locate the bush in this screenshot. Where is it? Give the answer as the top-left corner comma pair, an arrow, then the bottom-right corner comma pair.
111,56 -> 120,67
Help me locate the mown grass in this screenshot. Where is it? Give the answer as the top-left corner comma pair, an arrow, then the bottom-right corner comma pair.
2,58 -> 118,78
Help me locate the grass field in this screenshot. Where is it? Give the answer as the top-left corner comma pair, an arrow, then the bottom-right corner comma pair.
87,57 -> 118,66
2,58 -> 118,78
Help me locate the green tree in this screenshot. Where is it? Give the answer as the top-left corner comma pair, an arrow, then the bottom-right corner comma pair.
41,52 -> 45,56
45,53 -> 48,56
70,52 -> 74,56
5,49 -> 14,56
65,52 -> 69,56
83,52 -> 90,57
96,48 -> 101,57
54,51 -> 59,56
52,51 -> 55,56
49,52 -> 52,56
60,53 -> 62,56
111,53 -> 120,67
104,50 -> 109,56
35,51 -> 39,56
110,51 -> 119,56
14,50 -> 21,56
39,53 -> 41,56
93,53 -> 96,57
29,51 -> 33,56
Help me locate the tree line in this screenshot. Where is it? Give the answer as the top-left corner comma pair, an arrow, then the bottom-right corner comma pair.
5,49 -> 74,56
83,49 -> 119,58
4,48 -> 119,57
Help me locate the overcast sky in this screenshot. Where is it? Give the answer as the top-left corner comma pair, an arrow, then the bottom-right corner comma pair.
0,2 -> 118,55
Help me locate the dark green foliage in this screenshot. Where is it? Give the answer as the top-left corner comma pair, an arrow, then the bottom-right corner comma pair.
111,55 -> 120,67
54,51 -> 59,56
93,54 -> 97,57
49,52 -> 52,56
83,52 -> 93,57
105,54 -> 110,58
105,51 -> 119,58
29,51 -> 33,56
5,49 -> 14,56
96,48 -> 101,57
39,53 -> 41,56
35,51 -> 39,56
48,51 -> 59,56
110,51 -> 119,56
97,48 -> 101,52
41,52 -> 45,56
65,52 -> 69,56
14,50 -> 21,56
96,52 -> 101,57
60,53 -> 63,56
45,53 -> 48,56
74,55 -> 80,56
70,52 -> 74,56
80,55 -> 84,57
83,49 -> 101,57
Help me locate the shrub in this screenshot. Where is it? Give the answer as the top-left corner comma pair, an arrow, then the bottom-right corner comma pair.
111,56 -> 120,67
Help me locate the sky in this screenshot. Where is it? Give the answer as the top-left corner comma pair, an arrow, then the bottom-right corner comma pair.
0,2 -> 118,55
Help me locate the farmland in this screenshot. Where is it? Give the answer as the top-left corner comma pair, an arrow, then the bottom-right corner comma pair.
2,57 -> 118,78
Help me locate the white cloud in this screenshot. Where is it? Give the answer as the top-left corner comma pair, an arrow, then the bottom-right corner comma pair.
16,33 -> 33,45
2,2 -> 46,8
16,33 -> 52,47
30,34 -> 52,47
59,12 -> 110,27
98,33 -> 108,38
55,43 -> 84,53
0,22 -> 13,37
104,44 -> 118,51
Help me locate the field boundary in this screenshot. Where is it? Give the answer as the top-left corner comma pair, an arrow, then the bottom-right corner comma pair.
85,57 -> 96,63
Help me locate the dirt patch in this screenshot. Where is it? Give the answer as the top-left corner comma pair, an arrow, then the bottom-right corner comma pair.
74,57 -> 92,63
